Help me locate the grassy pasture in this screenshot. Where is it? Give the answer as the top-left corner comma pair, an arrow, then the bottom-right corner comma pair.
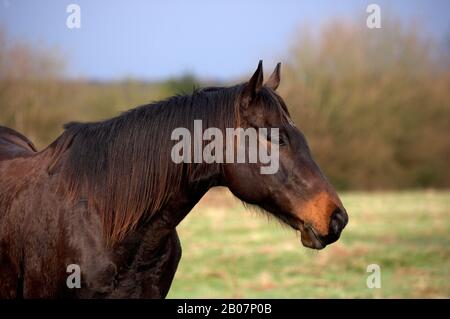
168,189 -> 450,298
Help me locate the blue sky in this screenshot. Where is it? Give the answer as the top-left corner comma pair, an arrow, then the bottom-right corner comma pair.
1,0 -> 449,80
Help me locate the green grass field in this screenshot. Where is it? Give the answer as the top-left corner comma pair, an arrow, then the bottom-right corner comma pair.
167,189 -> 450,298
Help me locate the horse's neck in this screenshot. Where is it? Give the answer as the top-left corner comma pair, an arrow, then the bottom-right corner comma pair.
146,169 -> 222,236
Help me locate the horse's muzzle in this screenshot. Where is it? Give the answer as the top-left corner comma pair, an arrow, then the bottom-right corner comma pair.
300,207 -> 348,250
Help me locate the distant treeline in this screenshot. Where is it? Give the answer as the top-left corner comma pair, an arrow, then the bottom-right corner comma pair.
1,19 -> 449,190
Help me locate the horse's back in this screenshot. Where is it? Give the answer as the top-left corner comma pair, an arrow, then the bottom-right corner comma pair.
0,126 -> 37,161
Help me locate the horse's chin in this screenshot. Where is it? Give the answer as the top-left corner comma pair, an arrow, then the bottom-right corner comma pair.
298,223 -> 326,250
269,210 -> 327,250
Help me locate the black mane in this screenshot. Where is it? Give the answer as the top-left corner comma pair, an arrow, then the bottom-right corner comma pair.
51,85 -> 244,244
46,83 -> 288,245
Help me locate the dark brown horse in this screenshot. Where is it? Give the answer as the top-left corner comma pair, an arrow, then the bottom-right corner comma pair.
0,62 -> 348,298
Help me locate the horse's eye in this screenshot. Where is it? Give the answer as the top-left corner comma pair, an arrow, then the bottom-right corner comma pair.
276,136 -> 287,146
267,132 -> 287,146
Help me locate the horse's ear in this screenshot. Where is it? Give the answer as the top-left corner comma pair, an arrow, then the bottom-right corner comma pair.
241,60 -> 264,105
265,62 -> 281,91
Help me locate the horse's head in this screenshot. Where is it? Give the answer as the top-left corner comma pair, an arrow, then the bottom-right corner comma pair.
223,61 -> 348,250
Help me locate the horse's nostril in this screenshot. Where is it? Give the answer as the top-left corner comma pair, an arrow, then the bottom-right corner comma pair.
331,214 -> 340,234
330,207 -> 348,234
319,207 -> 348,246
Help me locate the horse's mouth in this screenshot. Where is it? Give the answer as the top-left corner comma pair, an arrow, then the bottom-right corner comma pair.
269,209 -> 327,250
298,223 -> 326,250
